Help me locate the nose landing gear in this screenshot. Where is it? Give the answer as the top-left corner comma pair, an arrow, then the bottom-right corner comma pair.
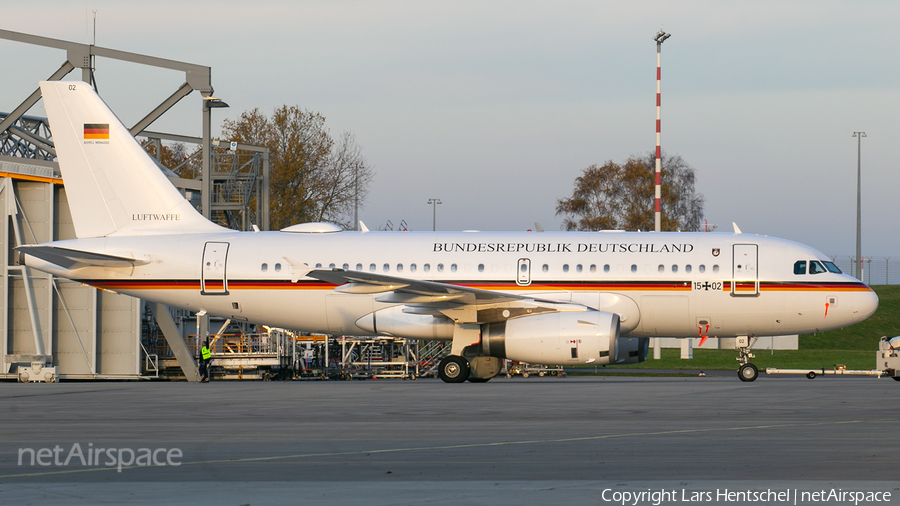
736,336 -> 759,382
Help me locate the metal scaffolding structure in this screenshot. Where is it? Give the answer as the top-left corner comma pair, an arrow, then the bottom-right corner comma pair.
0,29 -> 268,381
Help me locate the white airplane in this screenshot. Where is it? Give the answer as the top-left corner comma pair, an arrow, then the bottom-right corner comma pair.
18,81 -> 878,383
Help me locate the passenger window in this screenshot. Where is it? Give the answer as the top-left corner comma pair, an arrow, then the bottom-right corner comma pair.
794,261 -> 807,275
713,265 -> 719,273
261,263 -> 268,272
685,265 -> 692,273
631,264 -> 637,273
383,263 -> 390,272
699,265 -> 706,273
342,263 -> 349,270
329,263 -> 335,269
604,264 -> 610,273
315,263 -> 322,268
590,265 -> 596,273
809,261 -> 827,275
576,264 -> 583,273
275,263 -> 282,272
451,264 -> 457,272
438,264 -> 444,272
563,264 -> 569,272
672,265 -> 678,273
397,264 -> 403,272
520,264 -> 527,272
424,264 -> 430,272
478,264 -> 484,272
356,263 -> 362,271
658,265 -> 665,273
410,264 -> 417,272
542,264 -> 549,272
369,263 -> 376,272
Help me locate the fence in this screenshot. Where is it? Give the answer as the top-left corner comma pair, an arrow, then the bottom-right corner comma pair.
831,256 -> 899,285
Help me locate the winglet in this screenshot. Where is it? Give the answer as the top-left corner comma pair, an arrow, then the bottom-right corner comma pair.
534,222 -> 544,232
732,222 -> 742,234
359,221 -> 369,233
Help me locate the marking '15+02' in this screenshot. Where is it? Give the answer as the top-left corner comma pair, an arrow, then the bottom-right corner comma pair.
693,281 -> 723,291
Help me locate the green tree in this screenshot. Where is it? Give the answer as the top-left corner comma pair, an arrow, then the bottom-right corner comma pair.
556,151 -> 704,232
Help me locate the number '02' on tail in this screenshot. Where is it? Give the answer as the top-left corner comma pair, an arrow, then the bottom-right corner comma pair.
39,81 -> 224,238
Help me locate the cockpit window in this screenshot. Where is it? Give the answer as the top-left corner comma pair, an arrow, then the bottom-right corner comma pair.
809,260 -> 828,274
823,261 -> 842,274
793,261 -> 807,275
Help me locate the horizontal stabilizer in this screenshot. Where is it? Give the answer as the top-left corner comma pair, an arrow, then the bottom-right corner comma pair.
16,245 -> 148,269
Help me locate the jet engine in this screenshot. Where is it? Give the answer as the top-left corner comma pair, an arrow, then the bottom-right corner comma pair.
480,311 -> 625,365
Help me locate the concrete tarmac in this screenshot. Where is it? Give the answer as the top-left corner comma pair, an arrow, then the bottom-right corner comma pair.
1,375 -> 899,505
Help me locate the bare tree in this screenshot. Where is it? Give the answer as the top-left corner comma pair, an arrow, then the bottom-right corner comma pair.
220,106 -> 374,230
556,151 -> 704,232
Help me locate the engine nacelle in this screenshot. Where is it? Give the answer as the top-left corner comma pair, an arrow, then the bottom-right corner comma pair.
481,311 -> 622,365
356,306 -> 455,339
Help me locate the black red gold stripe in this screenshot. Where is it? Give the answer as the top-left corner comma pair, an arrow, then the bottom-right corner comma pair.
77,279 -> 871,293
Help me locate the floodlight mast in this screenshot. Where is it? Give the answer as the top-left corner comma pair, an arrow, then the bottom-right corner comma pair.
427,198 -> 442,231
653,27 -> 671,233
853,131 -> 866,281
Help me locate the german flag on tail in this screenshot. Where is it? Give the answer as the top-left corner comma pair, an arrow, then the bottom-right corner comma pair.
83,123 -> 109,140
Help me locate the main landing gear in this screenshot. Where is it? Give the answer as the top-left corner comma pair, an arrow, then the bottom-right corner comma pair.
736,337 -> 758,382
437,355 -> 502,383
438,355 -> 469,383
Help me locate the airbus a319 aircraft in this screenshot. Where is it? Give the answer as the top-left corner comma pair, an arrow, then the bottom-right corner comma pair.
19,81 -> 878,383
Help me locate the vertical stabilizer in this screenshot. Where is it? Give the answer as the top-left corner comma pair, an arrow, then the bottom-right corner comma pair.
40,81 -> 225,238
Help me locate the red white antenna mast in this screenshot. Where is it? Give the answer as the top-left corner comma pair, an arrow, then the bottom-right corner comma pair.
653,27 -> 671,232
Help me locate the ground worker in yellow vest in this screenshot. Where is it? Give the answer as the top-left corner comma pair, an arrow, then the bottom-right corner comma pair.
200,340 -> 212,383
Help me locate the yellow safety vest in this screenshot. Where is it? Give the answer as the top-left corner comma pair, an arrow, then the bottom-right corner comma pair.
201,346 -> 211,360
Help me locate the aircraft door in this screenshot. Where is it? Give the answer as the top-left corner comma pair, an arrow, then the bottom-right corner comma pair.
517,258 -> 531,286
201,242 -> 230,295
732,244 -> 758,296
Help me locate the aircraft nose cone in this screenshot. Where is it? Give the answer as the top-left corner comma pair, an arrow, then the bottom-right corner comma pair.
853,286 -> 879,322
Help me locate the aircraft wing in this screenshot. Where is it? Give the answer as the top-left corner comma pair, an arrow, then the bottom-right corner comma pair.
306,268 -> 589,323
16,245 -> 149,269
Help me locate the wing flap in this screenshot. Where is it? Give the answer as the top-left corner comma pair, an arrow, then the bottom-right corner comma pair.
307,268 -> 590,323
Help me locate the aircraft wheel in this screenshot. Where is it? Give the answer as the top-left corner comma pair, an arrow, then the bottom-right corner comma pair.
438,356 -> 469,383
806,371 -> 817,380
738,363 -> 758,382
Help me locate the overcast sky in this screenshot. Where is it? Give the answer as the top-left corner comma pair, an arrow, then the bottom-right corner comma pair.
2,1 -> 898,257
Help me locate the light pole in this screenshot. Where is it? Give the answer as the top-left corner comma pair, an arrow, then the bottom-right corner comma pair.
201,95 -> 229,220
354,161 -> 359,231
653,27 -> 671,233
853,131 -> 866,280
427,198 -> 442,231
